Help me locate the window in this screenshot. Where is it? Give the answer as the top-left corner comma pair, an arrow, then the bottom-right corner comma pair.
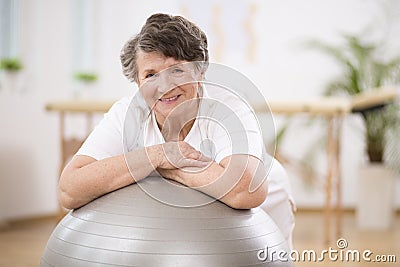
71,0 -> 95,72
0,0 -> 19,58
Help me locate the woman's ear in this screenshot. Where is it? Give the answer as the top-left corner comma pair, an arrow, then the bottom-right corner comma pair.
198,70 -> 206,86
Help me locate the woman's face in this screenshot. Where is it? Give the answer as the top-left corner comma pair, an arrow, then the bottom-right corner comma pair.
136,50 -> 202,123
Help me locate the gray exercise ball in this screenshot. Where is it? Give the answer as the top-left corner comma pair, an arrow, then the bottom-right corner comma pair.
41,177 -> 293,266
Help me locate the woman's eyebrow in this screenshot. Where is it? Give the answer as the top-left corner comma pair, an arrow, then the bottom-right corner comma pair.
142,68 -> 155,74
142,62 -> 187,75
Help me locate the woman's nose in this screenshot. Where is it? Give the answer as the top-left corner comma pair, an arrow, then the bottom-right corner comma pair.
156,71 -> 177,95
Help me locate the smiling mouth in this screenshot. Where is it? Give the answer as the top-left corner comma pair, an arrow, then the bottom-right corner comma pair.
159,94 -> 181,103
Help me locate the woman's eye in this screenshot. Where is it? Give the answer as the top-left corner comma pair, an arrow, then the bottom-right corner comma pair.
145,73 -> 155,79
172,68 -> 184,74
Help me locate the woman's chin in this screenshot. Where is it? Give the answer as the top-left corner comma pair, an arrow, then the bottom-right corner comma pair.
156,101 -> 187,116
156,108 -> 184,120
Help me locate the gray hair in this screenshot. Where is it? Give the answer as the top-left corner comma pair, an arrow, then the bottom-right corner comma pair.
120,13 -> 209,83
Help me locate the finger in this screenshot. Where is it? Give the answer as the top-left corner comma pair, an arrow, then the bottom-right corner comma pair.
178,141 -> 199,155
197,153 -> 212,162
181,159 -> 210,168
186,150 -> 212,162
177,141 -> 190,151
186,150 -> 202,160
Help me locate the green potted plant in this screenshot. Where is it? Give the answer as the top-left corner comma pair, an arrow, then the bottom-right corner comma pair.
74,72 -> 98,83
308,34 -> 400,229
0,58 -> 23,72
0,58 -> 24,91
73,71 -> 98,98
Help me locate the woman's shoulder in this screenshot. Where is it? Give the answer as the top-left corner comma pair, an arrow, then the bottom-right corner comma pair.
203,85 -> 253,114
103,92 -> 149,129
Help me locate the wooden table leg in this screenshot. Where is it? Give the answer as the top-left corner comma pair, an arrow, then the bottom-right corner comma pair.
58,112 -> 65,178
325,116 -> 335,244
58,112 -> 66,219
335,115 -> 343,239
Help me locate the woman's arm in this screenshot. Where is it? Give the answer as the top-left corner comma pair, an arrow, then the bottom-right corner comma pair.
58,146 -> 160,209
157,154 -> 268,209
58,141 -> 210,210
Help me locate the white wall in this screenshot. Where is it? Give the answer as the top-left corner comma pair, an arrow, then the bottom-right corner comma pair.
0,0 -> 399,221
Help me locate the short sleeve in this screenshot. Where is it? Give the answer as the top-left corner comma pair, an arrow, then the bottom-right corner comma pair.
212,107 -> 263,163
76,97 -> 131,160
202,88 -> 264,164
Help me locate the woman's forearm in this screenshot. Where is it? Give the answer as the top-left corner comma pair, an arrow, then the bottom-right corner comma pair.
159,155 -> 268,209
58,145 -> 161,209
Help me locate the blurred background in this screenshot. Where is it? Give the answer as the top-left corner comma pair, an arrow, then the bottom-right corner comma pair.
0,0 -> 399,266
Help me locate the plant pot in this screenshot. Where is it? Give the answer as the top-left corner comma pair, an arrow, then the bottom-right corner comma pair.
356,163 -> 395,230
73,81 -> 96,99
0,71 -> 22,92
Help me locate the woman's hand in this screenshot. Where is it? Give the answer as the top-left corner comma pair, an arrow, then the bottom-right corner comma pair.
156,168 -> 182,182
156,141 -> 211,169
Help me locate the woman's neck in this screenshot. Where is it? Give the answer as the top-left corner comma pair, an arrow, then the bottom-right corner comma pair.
156,100 -> 199,142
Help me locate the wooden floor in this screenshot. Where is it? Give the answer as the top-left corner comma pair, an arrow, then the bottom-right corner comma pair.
293,212 -> 399,266
0,211 -> 398,266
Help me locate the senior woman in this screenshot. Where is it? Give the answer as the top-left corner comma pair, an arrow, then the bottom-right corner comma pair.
58,13 -> 294,246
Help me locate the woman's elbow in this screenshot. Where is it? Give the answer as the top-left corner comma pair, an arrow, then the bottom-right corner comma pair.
57,185 -> 82,210
227,158 -> 268,209
228,184 -> 268,209
57,178 -> 85,210
57,155 -> 96,209
58,189 -> 74,210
